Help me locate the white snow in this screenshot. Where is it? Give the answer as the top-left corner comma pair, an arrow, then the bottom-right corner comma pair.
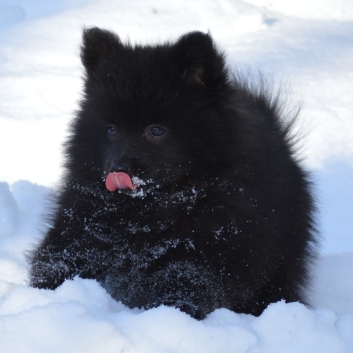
0,0 -> 352,352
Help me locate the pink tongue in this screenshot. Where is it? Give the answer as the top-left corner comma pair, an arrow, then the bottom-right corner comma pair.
106,172 -> 136,191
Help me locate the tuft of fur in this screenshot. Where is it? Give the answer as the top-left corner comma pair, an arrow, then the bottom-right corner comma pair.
30,28 -> 317,320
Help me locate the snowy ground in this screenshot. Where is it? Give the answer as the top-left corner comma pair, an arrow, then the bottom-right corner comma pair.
0,0 -> 352,352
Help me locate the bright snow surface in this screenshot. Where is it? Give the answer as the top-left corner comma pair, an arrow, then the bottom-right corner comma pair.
0,0 -> 352,352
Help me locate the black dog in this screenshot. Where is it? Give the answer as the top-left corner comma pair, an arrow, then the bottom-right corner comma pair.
30,28 -> 317,319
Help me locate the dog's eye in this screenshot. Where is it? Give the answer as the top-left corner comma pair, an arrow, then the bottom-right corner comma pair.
107,126 -> 117,138
149,126 -> 166,137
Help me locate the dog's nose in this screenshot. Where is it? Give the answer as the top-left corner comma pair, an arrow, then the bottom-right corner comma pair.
110,161 -> 129,173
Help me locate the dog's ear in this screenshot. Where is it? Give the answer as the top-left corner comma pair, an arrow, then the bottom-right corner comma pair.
81,27 -> 123,78
173,32 -> 227,89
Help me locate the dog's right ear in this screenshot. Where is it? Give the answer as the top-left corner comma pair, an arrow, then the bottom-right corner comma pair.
81,27 -> 123,78
173,32 -> 228,90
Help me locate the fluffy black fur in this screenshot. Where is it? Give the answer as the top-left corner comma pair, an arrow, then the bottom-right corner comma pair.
30,28 -> 317,320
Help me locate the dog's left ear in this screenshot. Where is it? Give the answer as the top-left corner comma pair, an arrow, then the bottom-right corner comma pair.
173,32 -> 228,89
80,27 -> 124,79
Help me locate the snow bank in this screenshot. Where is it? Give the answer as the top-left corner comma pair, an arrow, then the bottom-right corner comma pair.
0,276 -> 352,353
0,182 -> 19,237
244,0 -> 353,21
312,253 -> 353,316
0,181 -> 50,265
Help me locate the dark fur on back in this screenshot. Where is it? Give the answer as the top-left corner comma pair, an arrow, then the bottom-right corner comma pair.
30,28 -> 317,319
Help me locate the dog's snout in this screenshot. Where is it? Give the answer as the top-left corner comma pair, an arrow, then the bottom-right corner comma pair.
110,161 -> 129,173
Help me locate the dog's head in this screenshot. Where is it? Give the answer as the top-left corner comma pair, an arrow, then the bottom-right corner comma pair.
67,28 -> 235,195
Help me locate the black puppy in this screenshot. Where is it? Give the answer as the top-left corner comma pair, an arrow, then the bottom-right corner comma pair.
30,28 -> 317,319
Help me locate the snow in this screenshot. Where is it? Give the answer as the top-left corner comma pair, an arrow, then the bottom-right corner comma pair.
0,0 -> 352,352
